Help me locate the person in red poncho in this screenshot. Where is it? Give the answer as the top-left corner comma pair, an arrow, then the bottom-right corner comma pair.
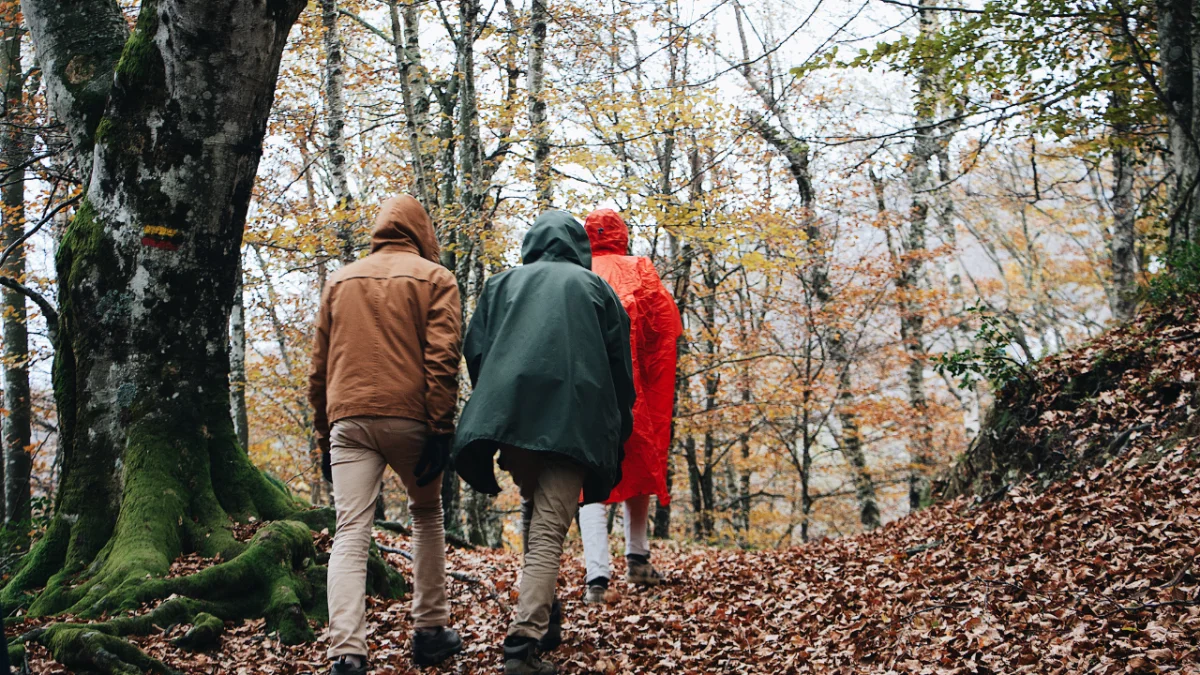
577,208 -> 682,604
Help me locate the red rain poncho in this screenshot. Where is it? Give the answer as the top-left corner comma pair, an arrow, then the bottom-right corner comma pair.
584,209 -> 682,505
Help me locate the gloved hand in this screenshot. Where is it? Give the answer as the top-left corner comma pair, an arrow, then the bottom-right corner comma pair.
415,433 -> 453,487
612,443 -> 625,488
319,435 -> 333,483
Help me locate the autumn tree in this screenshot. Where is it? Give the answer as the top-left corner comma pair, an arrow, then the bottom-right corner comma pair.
0,1 -> 408,670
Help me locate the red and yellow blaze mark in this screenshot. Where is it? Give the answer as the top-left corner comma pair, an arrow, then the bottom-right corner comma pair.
141,225 -> 181,251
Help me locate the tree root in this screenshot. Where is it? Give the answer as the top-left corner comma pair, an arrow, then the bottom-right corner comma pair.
24,624 -> 175,675
11,515 -> 411,673
172,612 -> 223,651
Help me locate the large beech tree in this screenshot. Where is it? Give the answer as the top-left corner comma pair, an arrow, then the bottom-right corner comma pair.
1,1 -> 401,671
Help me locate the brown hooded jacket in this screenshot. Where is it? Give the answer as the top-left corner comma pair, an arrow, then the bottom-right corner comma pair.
308,196 -> 462,438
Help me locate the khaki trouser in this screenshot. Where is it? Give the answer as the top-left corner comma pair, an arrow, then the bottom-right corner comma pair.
327,417 -> 449,659
500,447 -> 584,641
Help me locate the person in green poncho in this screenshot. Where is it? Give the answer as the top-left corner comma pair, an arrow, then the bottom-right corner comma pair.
452,210 -> 635,675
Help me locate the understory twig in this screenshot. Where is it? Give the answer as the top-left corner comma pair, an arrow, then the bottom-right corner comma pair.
375,544 -> 483,586
375,519 -> 476,550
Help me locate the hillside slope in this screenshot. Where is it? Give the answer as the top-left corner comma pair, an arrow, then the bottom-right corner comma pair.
937,295 -> 1200,503
17,301 -> 1200,674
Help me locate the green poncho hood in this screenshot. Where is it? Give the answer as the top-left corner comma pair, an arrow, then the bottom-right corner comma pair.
521,210 -> 593,268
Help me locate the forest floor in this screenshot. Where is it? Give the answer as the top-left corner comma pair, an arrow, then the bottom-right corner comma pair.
16,433 -> 1200,674
16,300 -> 1200,674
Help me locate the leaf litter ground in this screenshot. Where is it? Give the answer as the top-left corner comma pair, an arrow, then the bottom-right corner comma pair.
18,437 -> 1199,674
15,302 -> 1200,674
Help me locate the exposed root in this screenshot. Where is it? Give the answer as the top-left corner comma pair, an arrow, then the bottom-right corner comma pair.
26,624 -> 175,675
172,612 -> 223,651
0,517 -> 70,608
7,507 -> 410,672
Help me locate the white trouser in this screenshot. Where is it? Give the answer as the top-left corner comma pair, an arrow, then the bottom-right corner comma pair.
578,494 -> 652,584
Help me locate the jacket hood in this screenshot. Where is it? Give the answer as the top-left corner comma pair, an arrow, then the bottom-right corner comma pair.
521,210 -> 592,269
371,195 -> 440,263
583,208 -> 629,256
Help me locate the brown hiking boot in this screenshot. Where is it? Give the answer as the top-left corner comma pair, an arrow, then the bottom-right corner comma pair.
626,559 -> 663,587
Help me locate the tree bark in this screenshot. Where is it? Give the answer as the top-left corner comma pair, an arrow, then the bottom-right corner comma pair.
1156,0 -> 1198,247
18,0 -> 127,178
1191,0 -> 1200,245
903,0 -> 939,513
320,0 -> 356,264
3,2 -> 337,650
229,258 -> 249,452
1,9 -> 30,527
1110,116 -> 1138,322
836,365 -> 880,530
528,0 -> 551,209
389,0 -> 437,210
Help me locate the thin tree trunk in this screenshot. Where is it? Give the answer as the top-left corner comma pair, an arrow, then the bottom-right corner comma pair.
229,259 -> 249,452
1190,0 -> 1200,245
694,251 -> 719,539
1156,0 -> 1197,247
528,0 -> 551,209
683,434 -> 700,537
389,0 -> 437,210
837,365 -> 880,530
903,0 -> 939,512
1110,101 -> 1138,322
313,262 -> 329,506
320,0 -> 356,263
1,11 -> 29,526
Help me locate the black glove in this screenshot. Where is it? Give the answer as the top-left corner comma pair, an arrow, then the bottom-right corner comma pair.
319,436 -> 332,483
415,433 -> 453,487
612,443 -> 625,488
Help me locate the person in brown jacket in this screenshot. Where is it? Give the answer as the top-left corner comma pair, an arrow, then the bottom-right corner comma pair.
308,195 -> 464,674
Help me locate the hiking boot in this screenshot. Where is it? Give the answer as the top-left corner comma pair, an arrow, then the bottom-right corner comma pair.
329,655 -> 367,675
412,626 -> 463,667
584,584 -> 607,605
626,557 -> 663,587
537,599 -> 562,652
504,636 -> 557,675
584,576 -> 609,605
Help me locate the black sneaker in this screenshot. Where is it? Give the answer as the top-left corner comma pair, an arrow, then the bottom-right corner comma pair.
412,626 -> 463,667
329,655 -> 367,675
584,576 -> 609,604
537,599 -> 562,652
503,636 -> 557,675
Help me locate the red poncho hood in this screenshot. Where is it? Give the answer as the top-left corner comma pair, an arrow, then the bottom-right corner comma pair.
584,208 -> 629,256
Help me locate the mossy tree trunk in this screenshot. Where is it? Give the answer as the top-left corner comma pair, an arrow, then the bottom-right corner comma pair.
0,1 -> 399,671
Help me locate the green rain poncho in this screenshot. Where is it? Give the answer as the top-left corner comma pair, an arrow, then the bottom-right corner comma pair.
451,211 -> 635,503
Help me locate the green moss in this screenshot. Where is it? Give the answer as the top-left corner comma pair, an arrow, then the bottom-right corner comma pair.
264,580 -> 313,644
207,404 -> 297,522
7,641 -> 23,668
38,624 -> 174,675
366,544 -> 407,600
172,612 -> 224,651
291,507 -> 336,534
115,0 -> 161,89
59,198 -> 110,286
1,516 -> 69,608
94,118 -> 115,145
